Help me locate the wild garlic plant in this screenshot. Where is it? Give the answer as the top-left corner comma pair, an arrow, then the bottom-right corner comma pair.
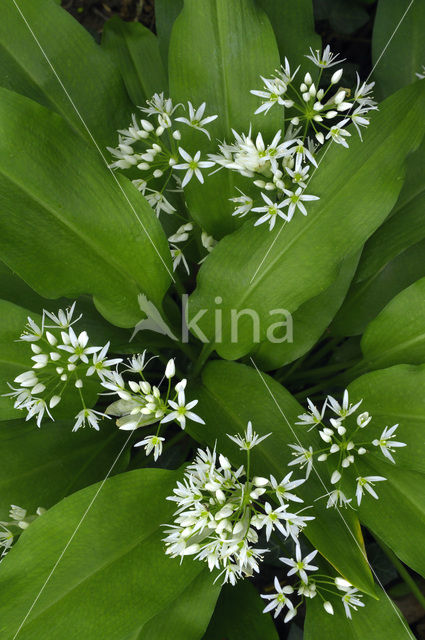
291,389 -> 406,508
4,303 -> 121,431
163,422 -> 314,586
108,94 -> 218,274
211,47 -> 376,230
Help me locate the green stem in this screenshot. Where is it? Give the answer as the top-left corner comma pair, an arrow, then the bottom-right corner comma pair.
192,343 -> 214,378
375,536 -> 425,611
290,358 -> 361,382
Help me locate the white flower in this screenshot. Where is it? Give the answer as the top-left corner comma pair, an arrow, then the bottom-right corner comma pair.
161,387 -> 205,430
355,476 -> 387,505
170,244 -> 190,274
372,424 -> 406,463
251,76 -> 293,114
173,148 -> 215,187
252,192 -> 288,229
324,489 -> 352,509
227,421 -> 271,451
58,327 -> 101,364
326,119 -> 351,148
175,101 -> 218,139
261,577 -> 295,620
43,302 -> 81,329
140,92 -> 177,128
270,472 -> 305,504
342,588 -> 365,619
416,65 -> 425,80
354,73 -> 376,107
168,223 -> 193,244
323,601 -> 334,615
165,359 -> 175,379
296,398 -> 326,429
73,408 -> 106,432
253,502 -> 289,540
230,191 -> 253,218
201,231 -> 216,253
327,390 -> 362,419
86,342 -> 122,377
145,190 -> 176,216
280,545 -> 318,584
305,45 -> 344,69
19,316 -> 44,342
288,445 -> 314,478
281,187 -> 319,220
134,434 -> 165,461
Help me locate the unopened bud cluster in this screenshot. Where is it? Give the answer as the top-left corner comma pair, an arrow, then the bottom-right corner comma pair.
0,504 -> 45,559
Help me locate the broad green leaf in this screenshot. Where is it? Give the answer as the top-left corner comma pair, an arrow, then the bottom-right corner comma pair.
254,252 -> 359,370
189,81 -> 425,359
372,0 -> 425,99
256,0 -> 321,64
0,0 -> 132,147
355,137 -> 425,283
102,17 -> 167,106
304,585 -> 413,640
188,360 -> 374,595
204,581 -> 279,640
0,419 -> 130,522
0,88 -> 172,328
0,469 -> 220,639
361,277 -> 425,370
331,238 -> 425,337
168,0 -> 281,237
348,365 -> 425,476
155,0 -> 183,70
356,457 -> 425,582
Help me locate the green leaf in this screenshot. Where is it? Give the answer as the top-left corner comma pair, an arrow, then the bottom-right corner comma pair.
0,88 -> 172,328
304,584 -> 413,640
168,0 -> 281,237
102,17 -> 167,106
256,0 -> 321,64
254,252 -> 359,370
204,580 -> 279,640
188,81 -> 425,358
372,0 -> 425,99
331,238 -> 425,337
0,0 -> 132,147
155,0 -> 183,70
188,360 -> 374,595
0,419 -> 130,522
0,469 -> 220,639
361,276 -> 425,370
355,137 -> 425,283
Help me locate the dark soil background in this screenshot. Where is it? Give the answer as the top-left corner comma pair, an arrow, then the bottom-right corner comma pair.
61,1 -> 425,637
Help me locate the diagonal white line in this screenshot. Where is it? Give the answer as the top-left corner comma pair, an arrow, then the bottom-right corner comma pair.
11,0 -> 175,283
12,431 -> 133,640
250,357 -> 414,637
250,0 -> 415,285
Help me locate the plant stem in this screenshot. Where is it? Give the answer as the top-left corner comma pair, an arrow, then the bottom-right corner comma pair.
375,536 -> 425,611
192,343 -> 214,378
290,358 -> 361,382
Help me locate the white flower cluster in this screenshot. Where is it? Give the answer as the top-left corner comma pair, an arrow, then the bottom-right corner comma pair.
292,389 -> 406,508
211,47 -> 376,230
0,504 -> 45,559
103,353 -> 204,461
4,303 -> 121,432
163,422 -> 312,585
262,559 -> 364,622
108,93 -> 216,217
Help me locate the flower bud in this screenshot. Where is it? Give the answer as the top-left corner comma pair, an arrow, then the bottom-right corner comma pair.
331,69 -> 343,84
323,601 -> 334,615
165,359 -> 176,379
331,470 -> 341,484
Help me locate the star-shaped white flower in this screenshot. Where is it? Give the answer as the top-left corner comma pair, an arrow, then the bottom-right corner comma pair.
288,444 -> 314,478
161,387 -> 205,430
355,476 -> 387,505
252,192 -> 288,230
134,434 -> 165,461
281,187 -> 319,220
227,421 -> 271,451
372,424 -> 406,463
173,148 -> 215,187
261,577 -> 295,620
175,102 -> 218,139
305,45 -> 345,69
279,545 -> 318,584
